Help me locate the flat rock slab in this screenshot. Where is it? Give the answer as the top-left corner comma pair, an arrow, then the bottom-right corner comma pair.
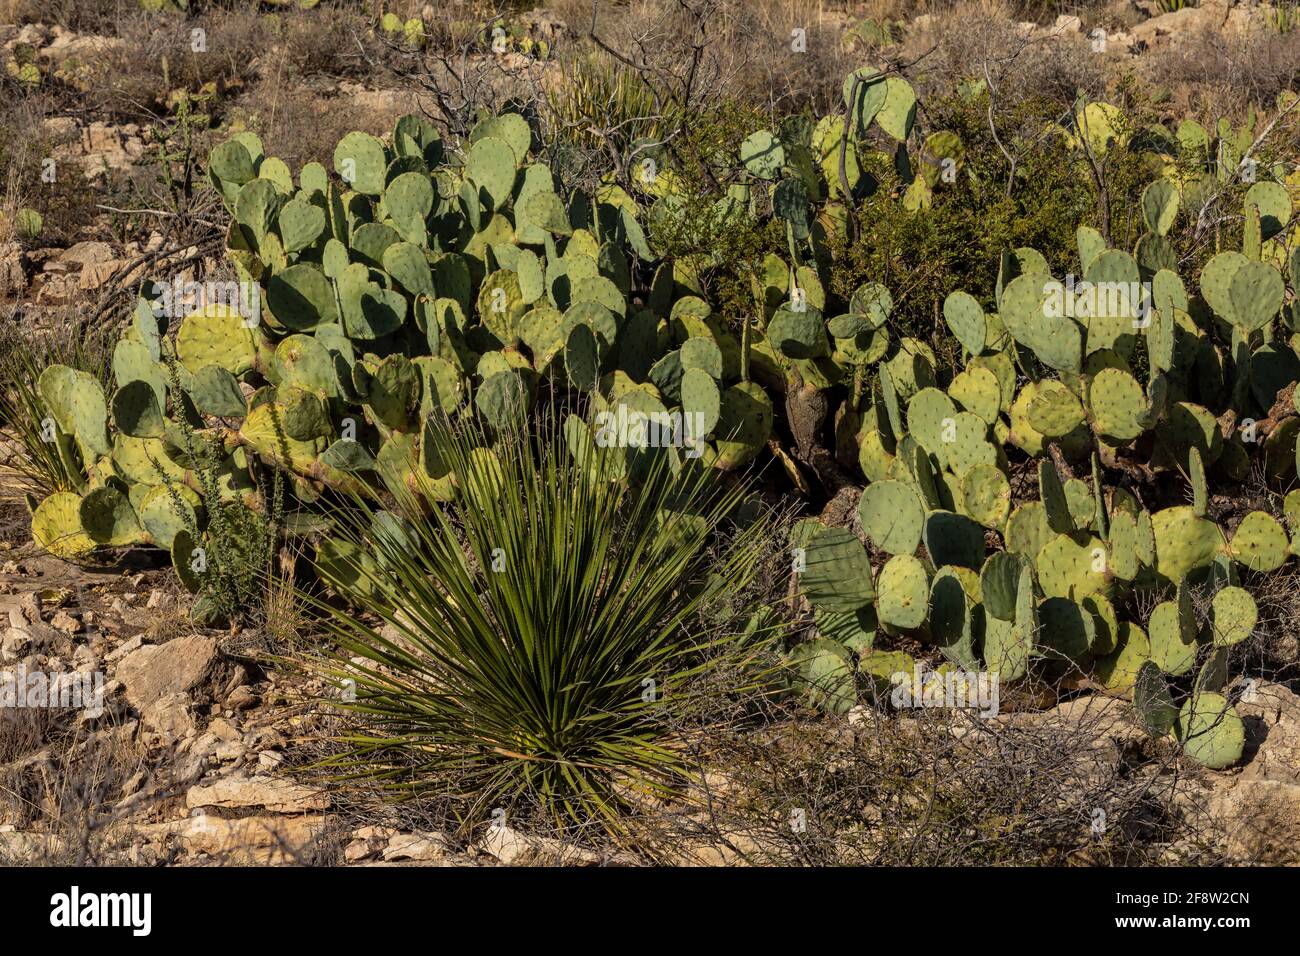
114,635 -> 225,711
132,814 -> 329,866
186,773 -> 330,813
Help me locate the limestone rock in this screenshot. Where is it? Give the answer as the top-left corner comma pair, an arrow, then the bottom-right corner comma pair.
114,635 -> 231,711
382,831 -> 452,863
186,772 -> 330,813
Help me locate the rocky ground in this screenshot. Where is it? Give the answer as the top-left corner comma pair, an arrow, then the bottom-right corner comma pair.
1,526 -> 1297,865
0,537 -> 625,864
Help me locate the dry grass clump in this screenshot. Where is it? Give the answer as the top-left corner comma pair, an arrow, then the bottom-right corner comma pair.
231,82 -> 423,171
901,1 -> 1109,107
1139,25 -> 1300,122
0,94 -> 101,246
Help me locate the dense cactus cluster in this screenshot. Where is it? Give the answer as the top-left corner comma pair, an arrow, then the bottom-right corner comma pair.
27,109 -> 778,604
791,173 -> 1300,768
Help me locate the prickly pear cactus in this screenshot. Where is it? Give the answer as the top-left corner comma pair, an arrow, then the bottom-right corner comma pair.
30,107 -> 792,594
785,177 -> 1298,771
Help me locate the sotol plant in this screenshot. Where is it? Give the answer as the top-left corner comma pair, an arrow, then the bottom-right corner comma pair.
309,415 -> 770,829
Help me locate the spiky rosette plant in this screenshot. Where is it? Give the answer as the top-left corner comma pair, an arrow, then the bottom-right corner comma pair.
308,412 -> 771,829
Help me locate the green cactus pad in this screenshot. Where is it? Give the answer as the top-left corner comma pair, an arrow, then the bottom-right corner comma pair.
1228,259 -> 1284,332
564,323 -> 599,391
209,138 -> 256,185
1245,180 -> 1291,238
1106,509 -> 1141,580
841,66 -> 886,130
960,463 -> 1010,529
1005,501 -> 1053,562
333,131 -> 387,196
929,569 -> 978,669
114,337 -> 166,407
859,649 -> 917,702
1148,598 -> 1197,676
883,338 -> 936,400
876,553 -> 929,630
1035,532 -> 1108,600
875,76 -> 916,142
788,638 -> 856,715
189,365 -> 249,418
1140,178 -> 1180,236
800,526 -> 874,613
1038,458 -> 1073,534
478,269 -> 527,345
923,509 -> 986,570
79,485 -> 145,546
714,382 -> 773,470
1035,596 -> 1095,663
239,402 -> 326,473
138,483 -> 201,551
943,412 -> 998,477
277,197 -> 326,253
385,171 -> 435,244
111,434 -> 186,485
815,604 -> 878,654
1081,592 -> 1119,654
1087,367 -> 1144,441
37,365 -> 110,457
1151,505 -> 1227,581
1094,621 -> 1149,693
473,369 -> 527,429
978,551 -> 1022,621
281,387 -> 331,441
1175,692 -> 1244,769
266,263 -> 338,332
1027,379 -> 1084,437
1199,251 -> 1246,321
1195,645 -> 1230,694
320,438 -> 376,472
1000,273 -> 1082,372
1228,510 -> 1289,572
857,427 -> 895,483
948,367 -> 1000,424
276,334 -> 338,396
1209,585 -> 1257,646
1075,225 -> 1105,273
942,291 -> 987,356
740,129 -> 785,180
31,492 -> 95,558
176,307 -> 258,375
982,613 -> 1028,681
110,380 -> 165,439
234,178 -> 281,247
767,305 -> 829,360
466,136 -> 518,210
1133,661 -> 1178,736
1064,477 -> 1097,532
857,479 -> 924,555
